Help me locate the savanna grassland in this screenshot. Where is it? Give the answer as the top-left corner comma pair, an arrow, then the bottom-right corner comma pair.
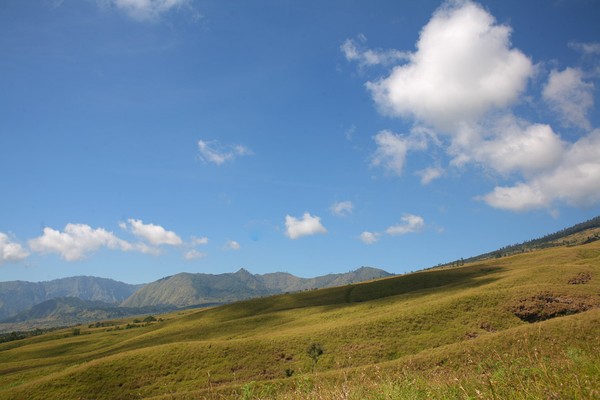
0,240 -> 599,399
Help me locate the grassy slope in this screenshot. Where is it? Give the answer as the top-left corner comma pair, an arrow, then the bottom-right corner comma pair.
0,241 -> 599,399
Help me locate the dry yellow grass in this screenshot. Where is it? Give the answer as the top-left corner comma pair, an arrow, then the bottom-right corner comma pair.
0,240 -> 599,399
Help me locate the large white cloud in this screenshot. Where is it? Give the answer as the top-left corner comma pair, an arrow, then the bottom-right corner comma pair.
0,233 -> 29,264
482,129 -> 600,211
543,67 -> 594,130
348,0 -> 600,212
29,224 -> 132,261
123,219 -> 183,246
285,213 -> 327,239
470,120 -> 566,176
198,140 -> 252,166
366,0 -> 533,131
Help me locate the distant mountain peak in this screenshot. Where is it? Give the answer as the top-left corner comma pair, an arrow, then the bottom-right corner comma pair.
235,268 -> 252,275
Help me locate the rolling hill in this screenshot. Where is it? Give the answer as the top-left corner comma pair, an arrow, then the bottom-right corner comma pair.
0,226 -> 598,399
0,297 -> 176,331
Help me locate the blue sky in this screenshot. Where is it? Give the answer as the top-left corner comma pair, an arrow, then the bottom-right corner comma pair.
1,0 -> 599,284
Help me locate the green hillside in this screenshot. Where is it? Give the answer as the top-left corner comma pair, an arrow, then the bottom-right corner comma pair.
0,297 -> 176,332
0,240 -> 598,399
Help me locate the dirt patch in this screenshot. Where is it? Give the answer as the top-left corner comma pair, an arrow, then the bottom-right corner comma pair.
510,292 -> 597,323
464,332 -> 479,340
479,321 -> 496,332
568,272 -> 592,284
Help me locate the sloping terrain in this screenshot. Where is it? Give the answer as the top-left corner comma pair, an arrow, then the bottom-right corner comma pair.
121,266 -> 391,308
0,297 -> 176,332
0,238 -> 598,399
461,215 -> 600,263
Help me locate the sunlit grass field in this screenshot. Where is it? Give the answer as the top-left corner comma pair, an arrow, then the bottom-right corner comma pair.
1,240 -> 599,399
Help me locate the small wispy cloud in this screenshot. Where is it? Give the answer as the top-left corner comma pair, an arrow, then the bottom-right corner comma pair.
184,249 -> 207,260
417,167 -> 444,185
100,0 -> 201,22
190,236 -> 208,246
568,41 -> 600,56
341,34 -> 409,68
359,231 -> 380,245
360,214 -> 425,244
330,201 -> 354,217
386,214 -> 425,236
224,240 -> 241,251
198,140 -> 253,165
543,67 -> 594,130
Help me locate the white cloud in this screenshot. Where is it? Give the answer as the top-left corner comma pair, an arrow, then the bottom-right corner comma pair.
345,0 -> 600,213
224,240 -> 241,251
481,129 -> 600,211
101,0 -> 197,21
124,219 -> 183,246
417,167 -> 444,185
385,214 -> 425,235
371,130 -> 410,176
284,212 -> 327,239
359,231 -> 380,245
371,129 -> 429,176
341,35 -> 409,67
330,201 -> 354,217
480,183 -> 547,211
569,41 -> 600,56
29,224 -> 132,261
543,67 -> 594,130
191,236 -> 208,245
133,242 -> 162,256
366,0 -> 532,131
184,249 -> 207,260
198,140 -> 252,166
470,120 -> 566,176
0,233 -> 28,264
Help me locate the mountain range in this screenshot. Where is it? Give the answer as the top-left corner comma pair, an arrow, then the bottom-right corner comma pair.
0,267 -> 391,330
3,216 -> 598,332
122,267 -> 392,308
0,276 -> 142,321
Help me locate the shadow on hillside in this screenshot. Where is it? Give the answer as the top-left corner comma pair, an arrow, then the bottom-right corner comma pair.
344,265 -> 503,304
217,265 -> 505,320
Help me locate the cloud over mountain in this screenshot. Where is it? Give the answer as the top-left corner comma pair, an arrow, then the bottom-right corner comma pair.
29,224 -> 132,261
